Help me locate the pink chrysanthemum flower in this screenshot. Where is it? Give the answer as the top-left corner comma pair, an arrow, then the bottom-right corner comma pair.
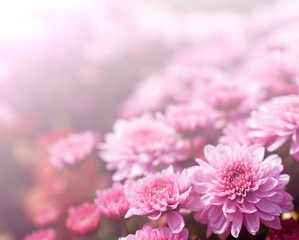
119,225 -> 189,240
48,131 -> 99,167
95,182 -> 129,220
159,100 -> 222,135
31,204 -> 60,227
66,202 -> 101,235
195,78 -> 261,122
100,115 -> 188,181
24,228 -> 56,240
247,95 -> 299,160
191,143 -> 293,239
124,166 -> 192,233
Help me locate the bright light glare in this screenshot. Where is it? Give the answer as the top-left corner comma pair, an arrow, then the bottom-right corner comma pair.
0,0 -> 86,41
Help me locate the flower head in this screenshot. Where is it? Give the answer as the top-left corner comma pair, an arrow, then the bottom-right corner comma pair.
100,115 -> 188,180
247,95 -> 299,160
124,166 -> 192,233
267,218 -> 299,240
66,202 -> 101,235
160,100 -> 222,135
119,225 -> 189,240
191,143 -> 293,239
49,131 -> 99,167
195,78 -> 261,122
24,228 -> 56,240
95,182 -> 129,220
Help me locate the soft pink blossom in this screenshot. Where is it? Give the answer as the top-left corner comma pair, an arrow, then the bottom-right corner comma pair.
163,65 -> 226,104
247,95 -> 299,160
195,78 -> 261,122
95,182 -> 129,220
24,228 -> 56,240
236,52 -> 299,97
48,131 -> 99,167
119,225 -> 189,240
66,202 -> 101,235
100,115 -> 188,181
159,100 -> 222,135
124,166 -> 192,233
32,204 -> 60,226
191,143 -> 293,239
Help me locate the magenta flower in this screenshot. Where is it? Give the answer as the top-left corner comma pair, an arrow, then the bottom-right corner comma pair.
48,131 -> 99,167
247,95 -> 299,160
119,225 -> 189,240
100,115 -> 188,180
66,202 -> 101,235
266,218 -> 299,240
124,166 -> 192,233
95,182 -> 129,220
24,228 -> 56,240
191,143 -> 293,239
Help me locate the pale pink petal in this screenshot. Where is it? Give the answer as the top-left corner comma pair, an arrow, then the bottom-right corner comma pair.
167,211 -> 185,233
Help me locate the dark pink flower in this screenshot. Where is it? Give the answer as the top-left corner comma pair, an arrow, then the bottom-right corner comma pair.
267,218 -> 299,240
48,131 -> 99,167
119,225 -> 189,240
124,166 -> 192,233
100,115 -> 188,181
191,143 -> 293,239
24,228 -> 56,240
247,95 -> 299,160
66,202 -> 101,235
95,183 -> 129,220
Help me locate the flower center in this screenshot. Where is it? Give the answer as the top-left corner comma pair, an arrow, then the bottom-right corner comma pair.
145,180 -> 173,201
219,160 -> 253,197
129,126 -> 165,146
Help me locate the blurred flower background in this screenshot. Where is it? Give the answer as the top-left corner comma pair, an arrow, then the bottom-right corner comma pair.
0,0 -> 298,239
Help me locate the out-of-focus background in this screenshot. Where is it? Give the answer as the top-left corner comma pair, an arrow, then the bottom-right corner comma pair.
0,0 -> 286,239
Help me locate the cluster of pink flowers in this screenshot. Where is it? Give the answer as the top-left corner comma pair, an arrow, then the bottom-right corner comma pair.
11,0 -> 299,240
